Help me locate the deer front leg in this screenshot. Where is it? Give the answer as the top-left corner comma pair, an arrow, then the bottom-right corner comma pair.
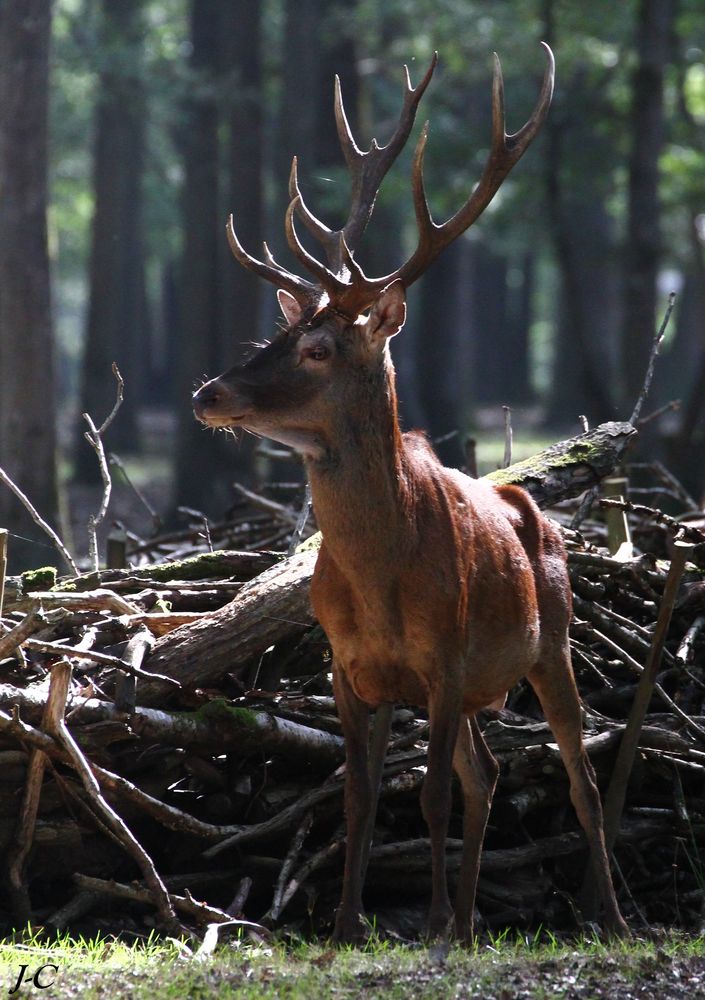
332,661 -> 373,943
421,681 -> 463,940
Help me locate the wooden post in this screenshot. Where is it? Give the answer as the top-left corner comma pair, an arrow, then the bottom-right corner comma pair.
603,476 -> 633,560
106,525 -> 127,569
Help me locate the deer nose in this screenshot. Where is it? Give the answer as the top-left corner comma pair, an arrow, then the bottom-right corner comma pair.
193,381 -> 224,417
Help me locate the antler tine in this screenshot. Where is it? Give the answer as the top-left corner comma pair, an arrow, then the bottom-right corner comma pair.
390,43 -> 555,289
226,214 -> 318,305
333,74 -> 364,171
288,157 -> 345,270
505,40 -> 555,153
284,197 -> 348,299
335,54 -> 439,256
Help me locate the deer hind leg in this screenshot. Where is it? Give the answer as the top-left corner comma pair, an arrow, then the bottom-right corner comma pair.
527,648 -> 629,936
420,683 -> 463,940
332,661 -> 374,943
452,715 -> 499,944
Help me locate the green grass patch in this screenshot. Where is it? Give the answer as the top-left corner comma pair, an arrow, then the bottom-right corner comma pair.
1,928 -> 704,999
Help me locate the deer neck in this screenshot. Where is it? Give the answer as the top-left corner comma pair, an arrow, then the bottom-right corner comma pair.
305,355 -> 409,573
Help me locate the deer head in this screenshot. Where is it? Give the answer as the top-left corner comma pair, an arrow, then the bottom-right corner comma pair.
193,46 -> 554,458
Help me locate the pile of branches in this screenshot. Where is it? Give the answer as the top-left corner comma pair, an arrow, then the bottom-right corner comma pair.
1,420 -> 705,944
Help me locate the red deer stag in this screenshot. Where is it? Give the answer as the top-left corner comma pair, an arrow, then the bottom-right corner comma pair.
193,45 -> 627,943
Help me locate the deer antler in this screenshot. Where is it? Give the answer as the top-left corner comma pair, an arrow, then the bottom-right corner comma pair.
227,45 -> 554,318
226,216 -> 320,305
397,42 -> 555,288
285,57 -> 438,277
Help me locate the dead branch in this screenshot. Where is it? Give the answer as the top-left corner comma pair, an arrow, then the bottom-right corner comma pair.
600,539 -> 697,856
42,660 -> 182,935
629,291 -> 677,425
82,364 -> 124,572
0,465 -> 79,575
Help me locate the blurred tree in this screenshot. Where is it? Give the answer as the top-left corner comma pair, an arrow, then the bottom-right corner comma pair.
220,0 -> 263,367
620,0 -> 673,410
541,14 -> 620,424
173,0 -> 266,514
173,0 -> 223,513
660,1 -> 705,497
0,0 -> 60,571
74,0 -> 148,480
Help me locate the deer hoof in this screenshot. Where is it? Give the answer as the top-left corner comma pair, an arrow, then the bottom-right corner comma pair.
453,915 -> 476,947
606,913 -> 630,940
332,909 -> 370,945
426,906 -> 454,944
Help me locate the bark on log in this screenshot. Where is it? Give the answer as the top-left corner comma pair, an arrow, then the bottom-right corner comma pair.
139,422 -> 636,705
140,549 -> 316,705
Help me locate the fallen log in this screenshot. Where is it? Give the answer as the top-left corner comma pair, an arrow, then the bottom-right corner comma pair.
485,420 -> 636,506
140,549 -> 317,704
140,421 -> 636,704
0,686 -> 344,766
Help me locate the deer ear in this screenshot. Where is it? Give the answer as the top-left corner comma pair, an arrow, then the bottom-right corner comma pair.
365,280 -> 407,343
277,289 -> 304,327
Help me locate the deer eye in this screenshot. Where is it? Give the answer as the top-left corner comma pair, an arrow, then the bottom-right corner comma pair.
305,344 -> 330,362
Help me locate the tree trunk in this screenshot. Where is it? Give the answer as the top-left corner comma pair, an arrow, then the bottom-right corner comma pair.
541,0 -> 619,424
73,0 -> 147,480
0,0 -> 59,572
271,0 -> 320,270
472,246 -> 510,406
173,1 -> 224,514
219,1 -> 263,369
620,0 -> 673,411
663,218 -> 705,498
415,244 -> 466,466
546,193 -> 620,425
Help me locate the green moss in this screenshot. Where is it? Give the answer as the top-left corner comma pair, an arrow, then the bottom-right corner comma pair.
20,566 -> 57,590
485,437 -> 604,487
296,531 -> 322,553
193,699 -> 261,730
142,552 -> 240,581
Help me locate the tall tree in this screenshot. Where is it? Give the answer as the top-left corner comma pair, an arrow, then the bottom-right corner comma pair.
219,0 -> 264,368
541,2 -> 619,424
0,0 -> 59,572
173,0 -> 222,513
620,0 -> 673,411
173,0 -> 268,514
74,0 -> 147,480
415,245 -> 467,464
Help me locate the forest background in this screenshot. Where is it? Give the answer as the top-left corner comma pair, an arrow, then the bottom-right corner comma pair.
0,0 -> 703,572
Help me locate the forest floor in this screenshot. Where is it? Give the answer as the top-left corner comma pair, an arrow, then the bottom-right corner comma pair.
2,933 -> 705,999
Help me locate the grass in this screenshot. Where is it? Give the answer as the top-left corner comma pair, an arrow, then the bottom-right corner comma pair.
1,927 -> 704,999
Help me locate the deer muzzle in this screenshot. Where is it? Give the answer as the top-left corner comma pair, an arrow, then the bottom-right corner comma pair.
193,377 -> 248,428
